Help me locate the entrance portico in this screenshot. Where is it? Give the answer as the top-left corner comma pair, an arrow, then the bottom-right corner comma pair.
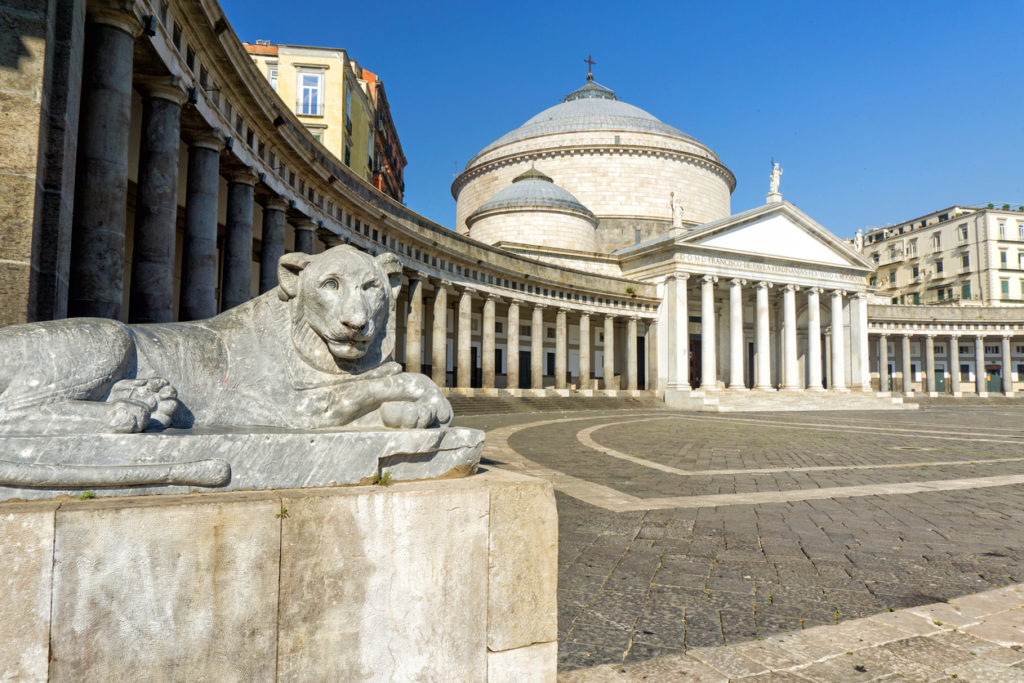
618,200 -> 875,406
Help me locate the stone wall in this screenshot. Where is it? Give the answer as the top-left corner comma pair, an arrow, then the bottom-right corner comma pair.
454,137 -> 733,236
0,469 -> 558,681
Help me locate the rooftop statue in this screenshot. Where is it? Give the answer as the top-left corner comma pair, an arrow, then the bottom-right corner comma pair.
670,191 -> 685,228
0,246 -> 477,496
769,162 -> 783,194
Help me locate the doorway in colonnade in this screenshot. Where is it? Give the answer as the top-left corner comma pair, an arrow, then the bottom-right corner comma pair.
689,334 -> 701,389
519,351 -> 531,389
637,338 -> 646,390
986,366 -> 1003,393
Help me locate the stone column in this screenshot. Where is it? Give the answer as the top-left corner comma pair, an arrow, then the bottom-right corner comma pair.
294,220 -> 317,255
507,300 -> 521,390
925,334 -> 937,396
579,312 -> 591,390
728,279 -> 746,390
824,329 -> 833,388
665,274 -> 690,390
456,288 -> 474,389
901,334 -> 913,396
531,305 -> 545,389
128,82 -> 185,323
603,315 -> 615,390
700,275 -> 718,391
220,170 -> 257,311
482,294 -> 497,389
806,288 -> 824,390
829,290 -> 847,390
68,11 -> 139,318
878,334 -> 889,393
755,282 -> 773,390
782,284 -> 801,390
950,335 -> 961,396
554,308 -> 568,390
975,335 -> 986,396
258,198 -> 287,293
179,136 -> 222,321
627,315 -> 639,391
856,294 -> 872,391
431,283 -> 448,387
1003,335 -> 1015,396
405,276 -> 423,374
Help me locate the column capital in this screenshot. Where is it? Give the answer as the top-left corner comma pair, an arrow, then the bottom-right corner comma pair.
925,332 -> 937,338
1002,333 -> 1013,340
456,285 -> 477,297
665,273 -> 690,283
87,0 -> 142,36
831,289 -> 847,297
902,333 -> 913,340
756,280 -> 773,290
261,196 -> 289,212
188,134 -> 223,153
429,277 -> 452,290
853,291 -> 870,300
782,283 -> 800,292
531,302 -> 547,311
506,297 -> 523,307
730,278 -> 747,287
483,291 -> 503,303
878,331 -> 888,338
293,220 -> 316,232
136,76 -> 186,105
702,274 -> 718,284
949,333 -> 960,341
227,167 -> 258,186
805,286 -> 823,295
975,333 -> 985,341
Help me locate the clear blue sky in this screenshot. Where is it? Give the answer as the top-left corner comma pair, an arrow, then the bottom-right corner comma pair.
221,0 -> 1024,238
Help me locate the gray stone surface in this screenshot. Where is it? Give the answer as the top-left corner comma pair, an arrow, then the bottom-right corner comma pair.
179,139 -> 222,321
0,247 -> 477,494
488,474 -> 560,651
0,501 -> 57,680
0,426 -> 482,500
49,491 -> 282,680
0,469 -> 557,679
220,175 -> 256,311
277,479 -> 491,681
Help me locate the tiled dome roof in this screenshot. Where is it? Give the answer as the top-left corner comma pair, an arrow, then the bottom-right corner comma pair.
466,167 -> 595,224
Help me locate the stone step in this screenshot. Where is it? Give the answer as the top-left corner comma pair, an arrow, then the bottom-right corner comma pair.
444,391 -> 666,416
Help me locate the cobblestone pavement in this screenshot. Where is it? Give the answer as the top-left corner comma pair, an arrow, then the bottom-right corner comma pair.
457,406 -> 1024,678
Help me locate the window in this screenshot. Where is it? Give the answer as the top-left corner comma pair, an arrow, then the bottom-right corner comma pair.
1019,224 -> 1024,241
1001,251 -> 1008,267
546,328 -> 555,339
869,275 -> 878,287
961,253 -> 970,271
936,259 -> 943,274
962,283 -> 972,299
871,253 -> 880,264
1016,345 -> 1024,354
908,239 -> 918,257
986,345 -> 999,355
519,325 -> 529,337
912,292 -> 921,305
938,289 -> 945,301
298,72 -> 324,116
912,265 -> 920,279
1000,222 -> 1006,239
495,322 -> 503,334
959,224 -> 969,242
344,145 -> 351,166
960,346 -> 970,356
1002,280 -> 1011,297
932,233 -> 941,249
891,297 -> 899,304
268,67 -> 278,91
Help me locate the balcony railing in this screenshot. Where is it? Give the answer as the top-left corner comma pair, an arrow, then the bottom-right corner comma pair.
297,101 -> 324,117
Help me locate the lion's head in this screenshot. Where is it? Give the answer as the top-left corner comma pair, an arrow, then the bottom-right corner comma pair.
277,246 -> 402,374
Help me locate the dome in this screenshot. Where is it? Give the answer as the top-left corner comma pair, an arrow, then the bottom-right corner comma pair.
478,80 -> 702,155
466,167 -> 595,225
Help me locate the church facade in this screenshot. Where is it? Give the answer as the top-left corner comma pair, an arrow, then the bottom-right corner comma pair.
5,0 -> 1024,405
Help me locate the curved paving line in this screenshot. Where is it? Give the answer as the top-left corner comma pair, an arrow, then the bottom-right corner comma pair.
488,414 -> 1024,512
578,418 -> 1024,477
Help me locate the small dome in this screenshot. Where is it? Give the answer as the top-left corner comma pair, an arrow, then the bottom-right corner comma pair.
466,169 -> 595,225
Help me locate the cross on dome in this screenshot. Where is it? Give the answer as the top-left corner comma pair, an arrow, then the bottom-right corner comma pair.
584,54 -> 596,81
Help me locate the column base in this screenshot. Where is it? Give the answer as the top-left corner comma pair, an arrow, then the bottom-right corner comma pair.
1006,392 -> 1016,398
951,391 -> 963,398
754,385 -> 777,392
927,392 -> 939,398
700,384 -> 720,392
903,392 -> 915,398
875,391 -> 892,398
781,385 -> 803,392
977,392 -> 989,398
451,387 -> 475,397
831,387 -> 851,393
552,389 -> 570,397
727,385 -> 750,392
806,386 -> 826,392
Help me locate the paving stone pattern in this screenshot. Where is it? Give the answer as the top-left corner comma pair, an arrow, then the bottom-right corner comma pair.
458,407 -> 1024,676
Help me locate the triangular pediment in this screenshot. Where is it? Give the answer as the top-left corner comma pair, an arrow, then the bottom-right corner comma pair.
682,202 -> 871,270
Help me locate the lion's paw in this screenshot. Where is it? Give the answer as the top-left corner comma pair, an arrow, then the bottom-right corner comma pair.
379,396 -> 452,429
107,377 -> 180,430
105,400 -> 151,433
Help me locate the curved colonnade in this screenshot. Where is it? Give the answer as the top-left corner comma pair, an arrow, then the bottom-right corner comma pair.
49,0 -> 660,392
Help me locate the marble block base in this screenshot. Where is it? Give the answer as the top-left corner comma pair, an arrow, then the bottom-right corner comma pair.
0,469 -> 558,681
0,427 -> 483,501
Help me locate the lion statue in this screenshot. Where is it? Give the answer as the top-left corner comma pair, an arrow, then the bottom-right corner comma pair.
0,246 -> 452,435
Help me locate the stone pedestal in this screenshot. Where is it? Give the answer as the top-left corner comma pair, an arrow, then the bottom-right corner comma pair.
0,469 -> 557,681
